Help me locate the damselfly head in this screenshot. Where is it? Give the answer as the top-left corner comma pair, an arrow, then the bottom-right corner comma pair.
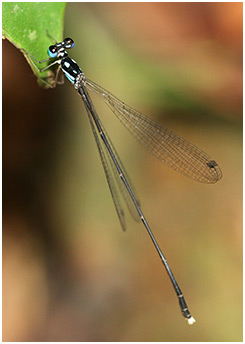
47,38 -> 75,58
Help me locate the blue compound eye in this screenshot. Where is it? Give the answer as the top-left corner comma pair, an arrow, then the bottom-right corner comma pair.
63,38 -> 74,49
48,45 -> 58,58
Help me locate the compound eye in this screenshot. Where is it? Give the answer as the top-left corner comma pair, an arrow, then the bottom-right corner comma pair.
64,38 -> 74,49
48,45 -> 58,58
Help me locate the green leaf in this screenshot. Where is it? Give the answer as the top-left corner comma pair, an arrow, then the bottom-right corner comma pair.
2,2 -> 66,87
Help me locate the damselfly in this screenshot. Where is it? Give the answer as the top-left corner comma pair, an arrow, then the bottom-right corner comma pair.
22,37 -> 222,324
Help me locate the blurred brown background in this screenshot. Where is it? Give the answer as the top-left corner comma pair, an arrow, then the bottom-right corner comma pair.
3,3 -> 242,341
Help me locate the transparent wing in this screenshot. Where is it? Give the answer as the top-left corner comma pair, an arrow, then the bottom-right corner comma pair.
82,87 -> 141,230
84,101 -> 126,230
97,117 -> 141,223
85,78 -> 222,184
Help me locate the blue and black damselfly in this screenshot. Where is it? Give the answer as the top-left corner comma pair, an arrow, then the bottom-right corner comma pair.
22,37 -> 222,324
